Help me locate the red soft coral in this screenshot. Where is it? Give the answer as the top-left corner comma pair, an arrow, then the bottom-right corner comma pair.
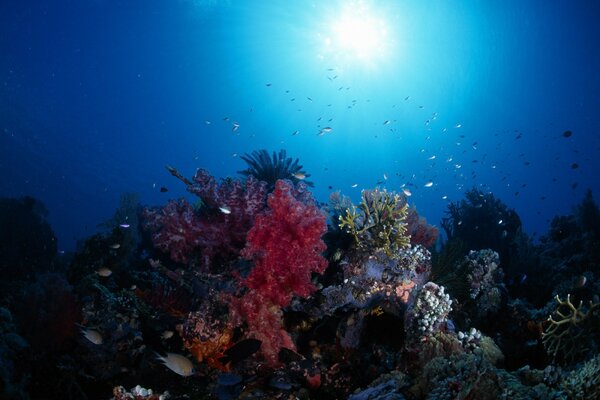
230,180 -> 328,365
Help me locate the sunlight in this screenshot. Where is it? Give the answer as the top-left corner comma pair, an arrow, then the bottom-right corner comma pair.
322,2 -> 391,65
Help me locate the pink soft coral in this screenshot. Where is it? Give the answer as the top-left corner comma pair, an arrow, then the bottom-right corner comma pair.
230,180 -> 328,365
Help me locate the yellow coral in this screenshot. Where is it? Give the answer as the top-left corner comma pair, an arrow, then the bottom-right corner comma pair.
338,188 -> 410,258
542,294 -> 600,364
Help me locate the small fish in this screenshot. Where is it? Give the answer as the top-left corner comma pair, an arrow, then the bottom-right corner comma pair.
455,123 -> 462,128
161,330 -> 174,340
81,328 -> 103,345
205,120 -> 211,125
307,97 -> 313,101
265,83 -> 272,87
402,188 -> 412,197
292,130 -> 300,136
110,244 -> 121,249
156,352 -> 195,377
562,130 -> 572,138
442,195 -> 448,200
383,120 -> 391,125
160,187 -> 168,193
119,223 -> 130,228
292,172 -> 306,180
96,267 -> 112,277
232,122 -> 240,132
318,127 -> 333,136
575,275 -> 587,288
424,181 -> 433,187
219,206 -> 231,214
351,183 -> 358,188
571,163 -> 579,169
428,155 -> 436,160
498,219 -> 503,225
383,173 -> 387,180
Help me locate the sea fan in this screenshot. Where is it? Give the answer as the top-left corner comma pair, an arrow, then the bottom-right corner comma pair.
238,149 -> 313,189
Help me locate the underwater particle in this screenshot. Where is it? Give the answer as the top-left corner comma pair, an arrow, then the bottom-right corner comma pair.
562,130 -> 573,138
156,352 -> 195,377
160,187 -> 168,193
81,328 -> 103,345
219,206 -> 231,214
96,267 -> 112,277
571,163 -> 579,169
424,181 -> 433,187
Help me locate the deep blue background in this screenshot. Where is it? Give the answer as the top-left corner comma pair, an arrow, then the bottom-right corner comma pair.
1,0 -> 599,251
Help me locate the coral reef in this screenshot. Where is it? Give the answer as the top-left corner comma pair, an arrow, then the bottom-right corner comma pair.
405,207 -> 439,248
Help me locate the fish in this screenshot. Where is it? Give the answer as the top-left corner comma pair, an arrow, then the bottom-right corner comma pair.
156,352 -> 195,377
402,188 -> 412,197
383,120 -> 391,125
428,155 -> 436,160
219,339 -> 261,366
161,330 -> 174,340
204,120 -> 211,125
292,172 -> 306,180
562,130 -> 573,138
424,181 -> 433,187
232,122 -> 240,132
292,130 -> 300,136
219,206 -> 231,214
383,173 -> 387,180
441,195 -> 448,200
307,97 -> 313,101
318,127 -> 333,136
455,123 -> 462,128
119,223 -> 130,228
96,267 -> 112,277
351,183 -> 358,188
571,163 -> 579,169
160,187 -> 168,193
110,244 -> 121,249
575,275 -> 587,288
81,328 -> 103,345
265,83 -> 272,86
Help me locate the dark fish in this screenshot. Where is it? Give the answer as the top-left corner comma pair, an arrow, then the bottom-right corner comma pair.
571,163 -> 579,169
160,187 -> 168,193
219,339 -> 261,366
278,348 -> 304,363
562,130 -> 572,138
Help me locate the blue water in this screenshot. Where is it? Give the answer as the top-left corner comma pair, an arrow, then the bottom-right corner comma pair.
1,0 -> 599,250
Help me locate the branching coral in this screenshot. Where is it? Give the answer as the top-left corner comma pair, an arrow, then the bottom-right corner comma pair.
339,188 -> 410,259
238,149 -> 313,189
542,294 -> 600,364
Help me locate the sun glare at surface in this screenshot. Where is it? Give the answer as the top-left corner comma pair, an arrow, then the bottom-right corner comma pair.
320,2 -> 392,66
